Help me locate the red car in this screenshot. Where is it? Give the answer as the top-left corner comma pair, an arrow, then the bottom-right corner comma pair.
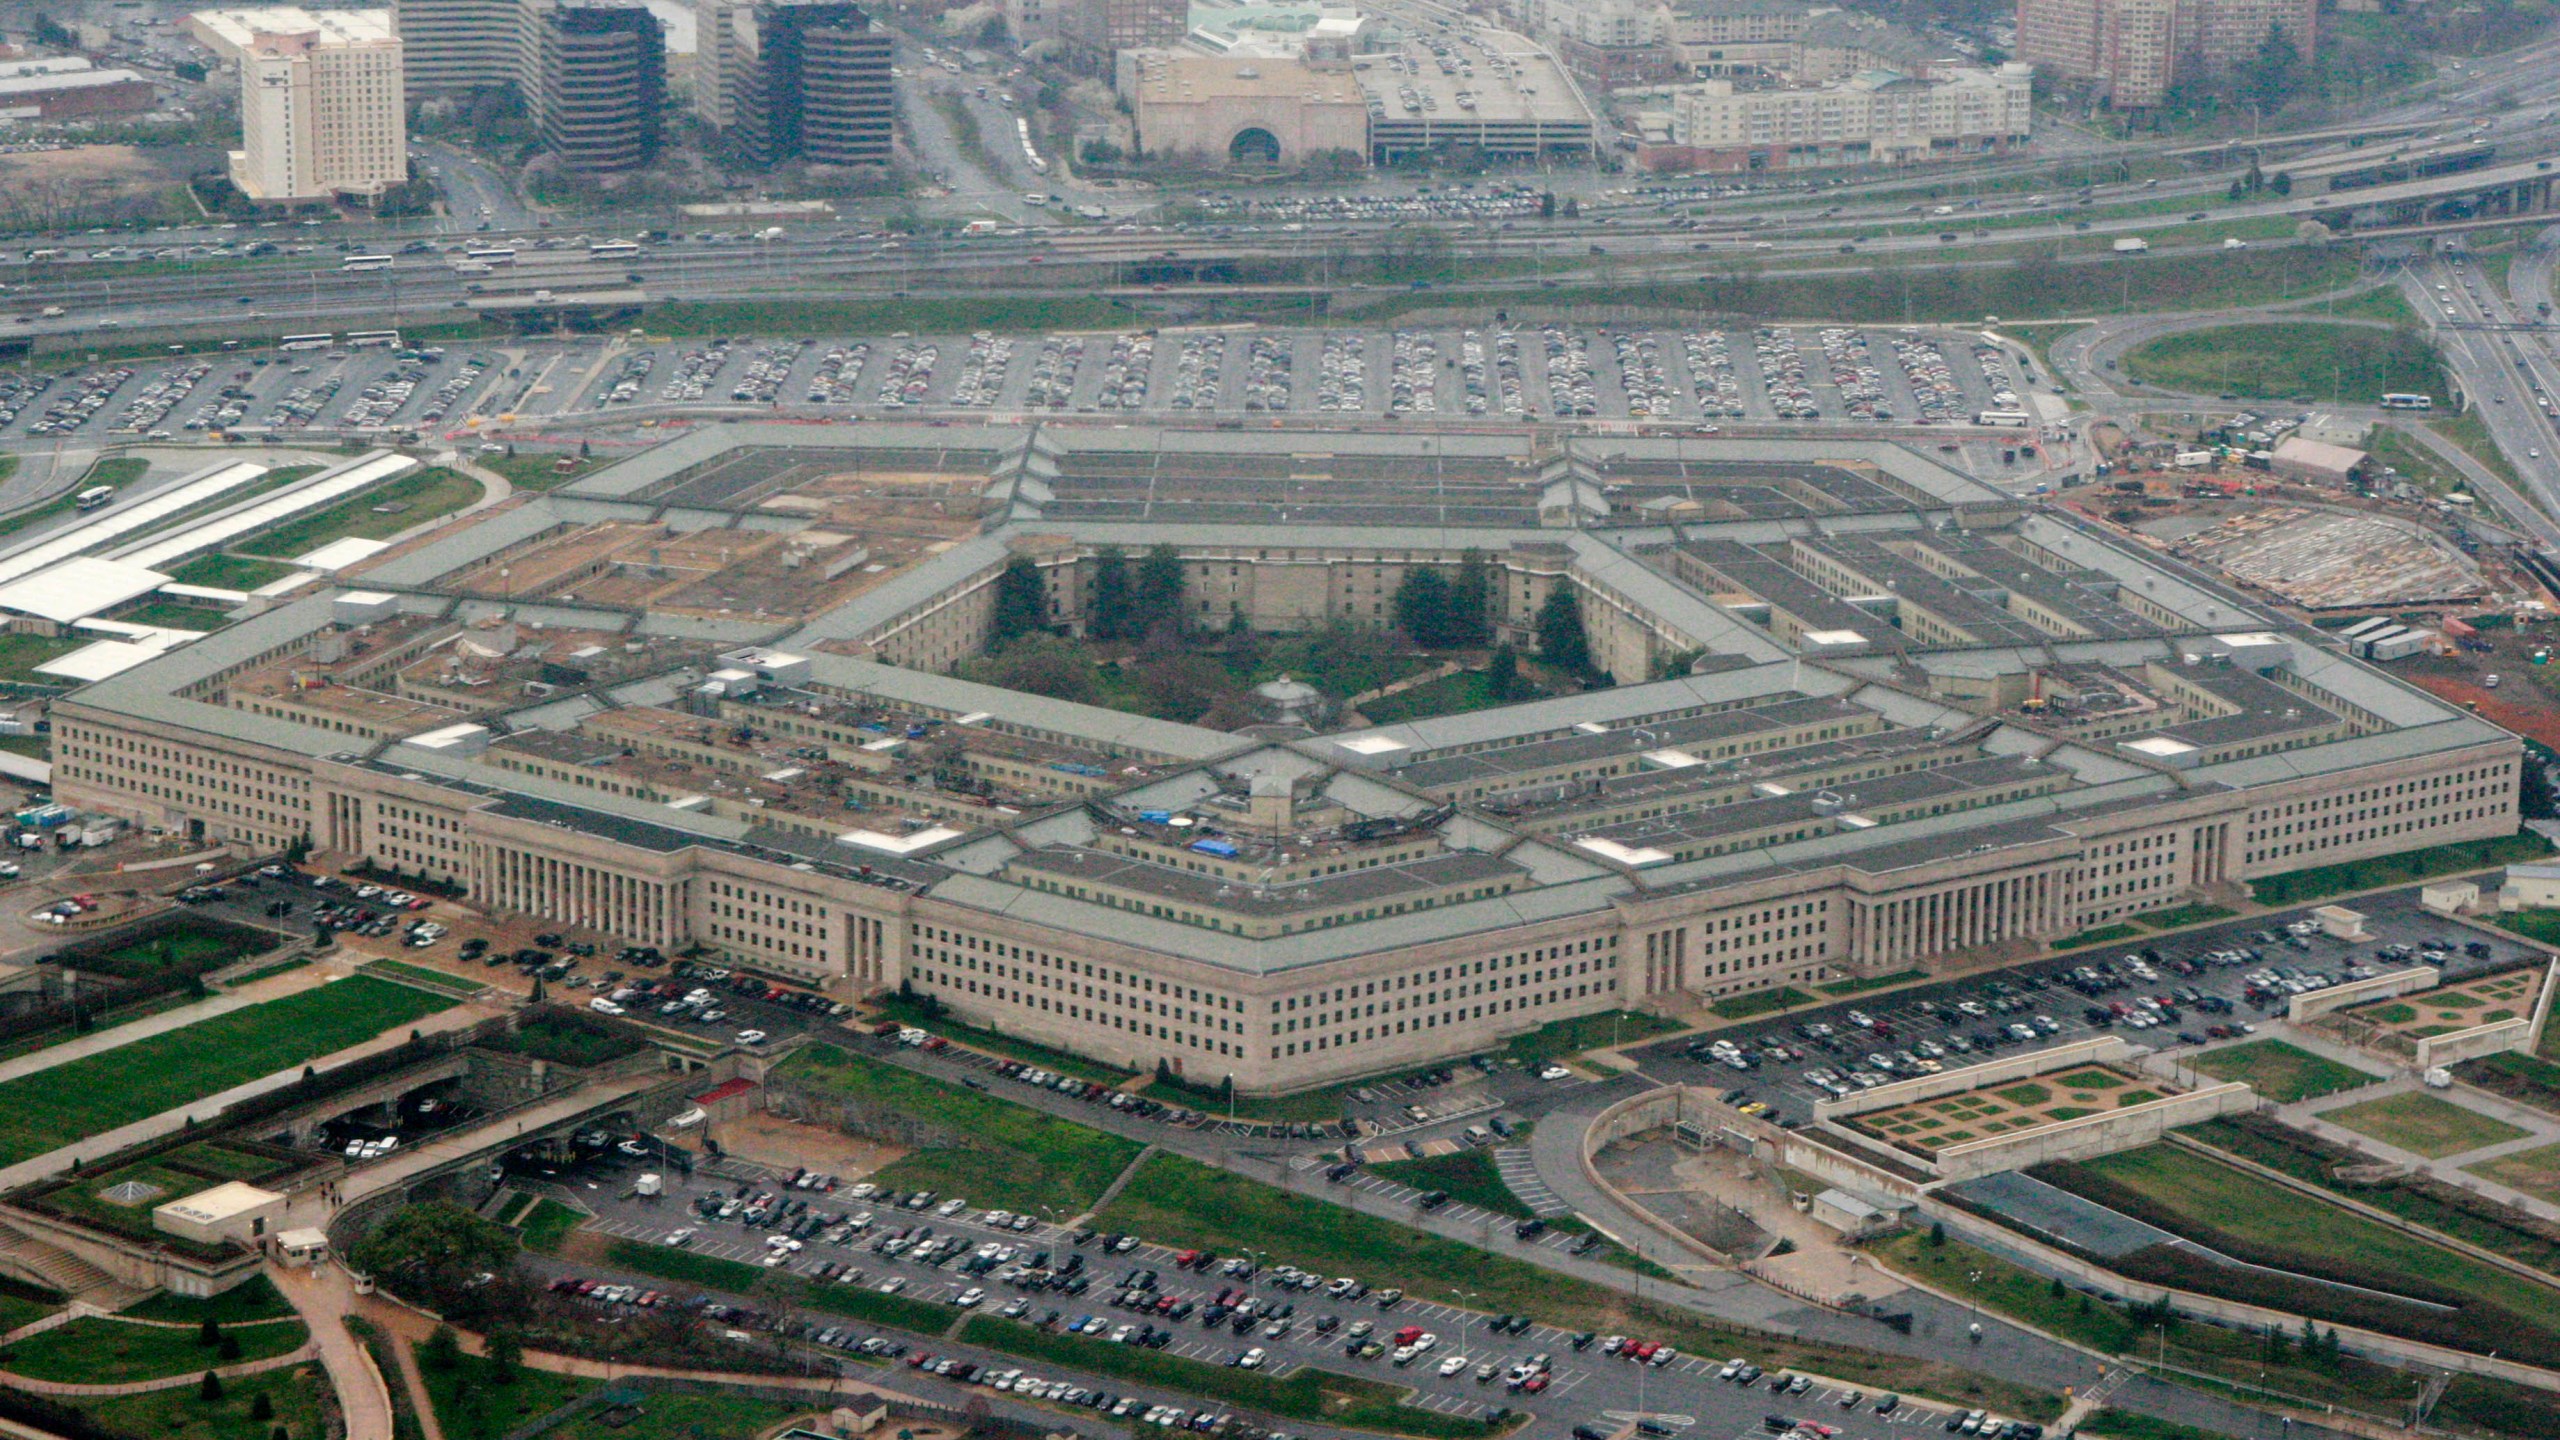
1394,1326 -> 1425,1346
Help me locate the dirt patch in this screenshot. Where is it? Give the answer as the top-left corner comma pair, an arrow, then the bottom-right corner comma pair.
2407,672 -> 2560,749
716,1108 -> 911,1177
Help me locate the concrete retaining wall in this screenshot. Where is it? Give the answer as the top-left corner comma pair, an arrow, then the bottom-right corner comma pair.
2415,1017 -> 2534,1070
1575,1085 -> 1736,1266
2290,965 -> 2437,1023
1815,1035 -> 2133,1125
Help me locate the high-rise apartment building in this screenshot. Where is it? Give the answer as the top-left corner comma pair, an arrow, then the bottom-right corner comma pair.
388,0 -> 522,92
700,0 -> 892,165
524,0 -> 666,170
2016,0 -> 2314,108
198,8 -> 407,203
1063,0 -> 1186,61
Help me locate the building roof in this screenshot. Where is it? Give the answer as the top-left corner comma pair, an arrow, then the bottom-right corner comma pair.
1125,50 -> 1364,105
153,1181 -> 283,1226
0,67 -> 149,98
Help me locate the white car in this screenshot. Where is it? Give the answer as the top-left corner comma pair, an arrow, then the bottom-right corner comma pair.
736,1029 -> 768,1045
666,1228 -> 695,1247
1237,1347 -> 1266,1370
589,998 -> 624,1015
877,1277 -> 906,1292
1437,1354 -> 1470,1377
957,1288 -> 985,1307
1538,1065 -> 1571,1081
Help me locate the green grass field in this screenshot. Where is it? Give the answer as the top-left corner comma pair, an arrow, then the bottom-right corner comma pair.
2051,924 -> 2143,951
517,1198 -> 586,1254
0,1277 -> 60,1333
1709,987 -> 1810,1020
2188,1040 -> 2379,1103
2122,323 -> 2448,405
2254,830 -> 2553,908
483,451 -> 599,492
124,1276 -> 296,1326
0,976 -> 454,1165
2131,903 -> 2237,931
360,958 -> 484,996
2467,1141 -> 2560,1206
415,1347 -> 590,1440
2317,1091 -> 2531,1158
2077,1144 -> 2560,1330
1501,1009 -> 1680,1063
0,1316 -> 307,1383
168,553 -> 299,590
1817,970 -> 1927,997
777,1043 -> 1142,1212
109,600 -> 224,631
80,1361 -> 331,1440
0,633 -> 85,685
1357,671 -> 1539,726
239,467 -> 481,559
868,994 -> 1135,1085
543,1391 -> 810,1440
1368,1149 -> 1536,1220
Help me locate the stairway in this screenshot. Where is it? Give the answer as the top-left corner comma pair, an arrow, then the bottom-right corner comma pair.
0,1220 -> 125,1301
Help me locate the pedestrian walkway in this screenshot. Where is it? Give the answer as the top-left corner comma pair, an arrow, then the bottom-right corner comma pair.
2274,1071 -> 2560,1225
271,1259 -> 395,1440
0,960 -> 330,1090
1492,1146 -> 1571,1217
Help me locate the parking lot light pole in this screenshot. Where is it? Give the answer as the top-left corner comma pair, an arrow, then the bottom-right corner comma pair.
1451,1288 -> 1479,1376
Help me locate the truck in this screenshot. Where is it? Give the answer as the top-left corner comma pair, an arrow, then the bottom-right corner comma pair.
2423,1067 -> 2454,1089
76,817 -> 122,848
635,1173 -> 664,1197
961,219 -> 1001,235
2111,237 -> 2150,254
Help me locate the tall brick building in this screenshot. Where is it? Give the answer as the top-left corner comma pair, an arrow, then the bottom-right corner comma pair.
2017,0 -> 2315,107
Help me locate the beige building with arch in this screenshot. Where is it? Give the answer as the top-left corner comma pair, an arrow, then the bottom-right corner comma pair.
1117,51 -> 1367,166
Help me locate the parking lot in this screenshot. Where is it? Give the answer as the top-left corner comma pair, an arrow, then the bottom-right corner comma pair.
1631,889 -> 2539,1127
553,1160 -> 2030,1440
0,343 -> 506,444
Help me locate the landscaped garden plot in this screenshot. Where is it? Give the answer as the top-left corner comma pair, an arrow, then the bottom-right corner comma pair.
2188,1039 -> 2379,1102
1849,1066 -> 2177,1153
28,1139 -> 303,1250
0,1314 -> 309,1383
2317,1091 -> 2531,1159
2469,1142 -> 2560,1206
2341,965 -> 2544,1047
0,976 -> 455,1166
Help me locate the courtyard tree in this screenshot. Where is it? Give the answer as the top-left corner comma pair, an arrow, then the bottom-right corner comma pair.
1135,543 -> 1187,638
1393,566 -> 1458,647
1088,545 -> 1132,641
989,556 -> 1048,648
1535,587 -> 1593,677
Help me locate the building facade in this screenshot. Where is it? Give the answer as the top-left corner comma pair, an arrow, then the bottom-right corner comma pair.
215,9 -> 406,202
1117,51 -> 1368,167
2017,0 -> 2315,108
388,0 -> 522,92
523,0 -> 665,171
1658,62 -> 2031,172
699,0 -> 893,165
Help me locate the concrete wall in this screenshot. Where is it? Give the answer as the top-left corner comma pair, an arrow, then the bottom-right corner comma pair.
2416,1017 -> 2533,1070
1930,1079 -> 2255,1181
2289,964 -> 2437,1024
1816,1034 -> 2133,1124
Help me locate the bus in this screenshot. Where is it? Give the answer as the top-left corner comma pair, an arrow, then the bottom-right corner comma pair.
465,246 -> 517,267
1975,409 -> 2032,428
588,239 -> 640,261
73,486 -> 115,511
2379,392 -> 2434,411
343,329 -> 401,348
341,254 -> 394,273
279,333 -> 334,352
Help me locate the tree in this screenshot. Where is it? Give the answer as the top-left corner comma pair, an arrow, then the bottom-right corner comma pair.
421,1325 -> 464,1372
2270,170 -> 2293,197
1450,550 -> 1494,646
351,1208 -> 518,1301
1135,543 -> 1186,638
219,1335 -> 242,1361
485,1329 -> 523,1386
1486,644 -> 1520,702
2048,1275 -> 2066,1299
251,1393 -> 275,1422
1560,196 -> 1580,218
2242,24 -> 2302,112
1393,567 -> 1457,647
1928,1221 -> 1946,1248
1088,545 -> 1131,642
2227,177 -> 2247,202
199,1372 -> 224,1403
1540,191 -> 1557,220
199,1317 -> 221,1348
1534,587 -> 1592,677
2521,758 -> 2555,820
989,556 -> 1047,648
31,15 -> 71,49
975,632 -> 1099,705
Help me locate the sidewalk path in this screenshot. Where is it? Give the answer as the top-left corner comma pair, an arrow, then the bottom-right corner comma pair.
0,962 -> 332,1090
271,1260 -> 395,1440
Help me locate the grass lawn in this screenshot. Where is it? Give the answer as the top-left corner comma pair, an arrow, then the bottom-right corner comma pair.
1502,1009 -> 1680,1064
773,1043 -> 1143,1212
2075,1144 -> 2560,1332
360,958 -> 485,996
0,975 -> 455,1166
483,451 -> 599,492
869,994 -> 1135,1085
0,1277 -> 60,1333
2317,1091 -> 2531,1159
86,920 -> 275,979
2317,285 -> 2420,325
0,633 -> 86,685
2367,425 -> 2473,498
2050,924 -> 2142,951
2467,1141 -> 2560,1206
958,1316 -> 1506,1439
80,1361 -> 331,1440
83,456 -> 151,490
2254,830 -> 2553,908
2132,903 -> 2237,931
517,1198 -> 585,1254
0,1315 -> 307,1383
2432,407 -> 2527,491
0,735 -> 45,761
1369,1149 -> 1536,1220
415,1348 -> 590,1440
125,1276 -> 296,1325
1357,671 -> 1541,725
2188,1040 -> 2379,1103
169,553 -> 300,590
545,1391 -> 812,1440
1817,970 -> 1927,997
238,467 -> 482,559
2121,323 -> 2448,405
1709,987 -> 1810,1020
109,600 -> 225,631
650,295 -> 1134,337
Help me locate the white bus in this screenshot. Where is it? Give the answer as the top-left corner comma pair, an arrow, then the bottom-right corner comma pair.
1975,409 -> 2032,428
465,246 -> 518,267
2379,392 -> 2434,411
73,486 -> 115,511
344,329 -> 401,348
341,254 -> 394,272
588,239 -> 640,261
279,333 -> 334,352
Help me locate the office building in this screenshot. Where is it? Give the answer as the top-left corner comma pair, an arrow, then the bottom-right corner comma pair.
1118,51 -> 1366,167
702,0 -> 891,165
45,424 -> 2523,1095
1661,62 -> 2031,172
200,7 -> 407,203
0,56 -> 155,118
1063,0 -> 1186,61
2016,0 -> 2315,108
389,0 -> 523,92
524,0 -> 666,170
